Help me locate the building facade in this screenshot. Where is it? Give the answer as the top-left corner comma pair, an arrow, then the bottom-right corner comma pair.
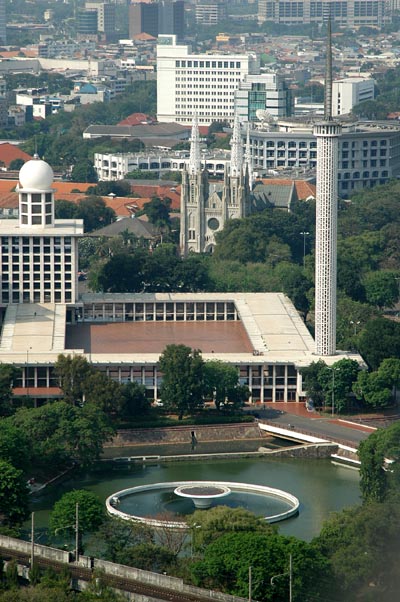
129,1 -> 185,40
157,35 -> 258,125
0,0 -> 6,45
258,0 -> 387,28
235,73 -> 292,122
247,120 -> 400,196
195,0 -> 227,24
0,157 -> 83,305
180,115 -> 251,254
86,2 -> 116,40
332,77 -> 375,116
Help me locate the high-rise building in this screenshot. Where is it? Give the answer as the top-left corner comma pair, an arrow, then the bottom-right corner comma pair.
235,73 -> 291,122
129,0 -> 184,39
77,9 -> 99,39
258,0 -> 387,28
195,0 -> 227,25
0,0 -> 7,44
313,20 -> 341,356
86,2 -> 116,40
157,35 -> 258,125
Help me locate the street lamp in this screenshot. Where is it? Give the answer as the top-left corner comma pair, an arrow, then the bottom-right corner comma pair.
54,502 -> 80,562
350,320 -> 361,336
327,366 -> 339,416
300,231 -> 310,268
270,554 -> 292,602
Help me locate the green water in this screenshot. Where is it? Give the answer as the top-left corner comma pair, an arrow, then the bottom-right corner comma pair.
28,457 -> 360,542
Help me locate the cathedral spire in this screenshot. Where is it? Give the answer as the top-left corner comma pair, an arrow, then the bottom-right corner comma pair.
188,113 -> 201,175
230,112 -> 243,177
324,15 -> 333,121
244,122 -> 253,190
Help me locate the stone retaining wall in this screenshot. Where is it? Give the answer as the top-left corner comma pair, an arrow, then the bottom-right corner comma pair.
105,423 -> 266,447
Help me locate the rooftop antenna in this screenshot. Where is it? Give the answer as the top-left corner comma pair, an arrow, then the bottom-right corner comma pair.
324,14 -> 333,121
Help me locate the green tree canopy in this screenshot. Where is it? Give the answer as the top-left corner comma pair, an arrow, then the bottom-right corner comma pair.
191,531 -> 330,602
0,460 -> 30,527
203,361 -> 249,410
159,344 -> 204,418
50,490 -> 104,554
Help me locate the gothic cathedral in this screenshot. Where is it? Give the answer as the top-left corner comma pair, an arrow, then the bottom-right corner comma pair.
180,115 -> 253,255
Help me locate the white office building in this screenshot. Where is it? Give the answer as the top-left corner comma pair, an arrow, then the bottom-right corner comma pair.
332,78 -> 375,117
156,35 -> 258,125
0,157 -> 83,305
247,119 -> 400,197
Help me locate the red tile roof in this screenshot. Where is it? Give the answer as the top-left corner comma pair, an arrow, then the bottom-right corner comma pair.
0,144 -> 32,167
258,179 -> 316,200
118,113 -> 153,126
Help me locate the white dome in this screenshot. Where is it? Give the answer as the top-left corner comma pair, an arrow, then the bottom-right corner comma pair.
19,157 -> 54,190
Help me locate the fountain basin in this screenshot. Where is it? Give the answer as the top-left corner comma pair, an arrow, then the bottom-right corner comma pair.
106,480 -> 300,529
174,483 -> 231,509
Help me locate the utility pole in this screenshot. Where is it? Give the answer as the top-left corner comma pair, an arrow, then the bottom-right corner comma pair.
75,503 -> 79,562
30,512 -> 35,568
248,566 -> 252,602
289,553 -> 293,602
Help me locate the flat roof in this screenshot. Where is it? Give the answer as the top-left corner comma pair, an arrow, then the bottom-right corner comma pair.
0,218 -> 84,235
66,321 -> 253,354
0,293 -> 364,367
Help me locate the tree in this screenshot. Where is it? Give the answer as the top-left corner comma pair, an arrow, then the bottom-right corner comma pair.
70,159 -> 98,183
54,354 -> 94,405
203,361 -> 248,410
116,543 -> 176,573
0,365 -> 21,417
319,359 -> 360,414
358,432 -> 388,503
55,199 -> 78,219
0,422 -> 31,471
358,421 -> 400,502
159,345 -> 204,418
142,196 -> 171,229
120,381 -> 150,418
8,158 -> 25,171
363,270 -> 399,308
50,490 -> 104,554
300,361 -> 327,409
187,506 -> 274,553
191,531 -> 331,602
315,499 -> 400,599
10,401 -> 114,469
76,196 -> 115,232
96,517 -> 153,562
357,318 -> 400,370
0,460 -> 30,527
353,369 -> 393,410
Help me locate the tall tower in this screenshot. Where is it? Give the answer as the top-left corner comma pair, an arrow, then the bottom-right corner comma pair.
313,19 -> 341,356
180,114 -> 207,256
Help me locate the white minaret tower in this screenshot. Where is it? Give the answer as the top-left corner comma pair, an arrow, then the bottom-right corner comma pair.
313,18 -> 341,356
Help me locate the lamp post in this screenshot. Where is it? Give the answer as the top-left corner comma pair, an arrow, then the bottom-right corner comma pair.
328,366 -> 338,416
350,320 -> 361,336
54,502 -> 79,562
300,231 -> 310,268
270,554 -> 292,602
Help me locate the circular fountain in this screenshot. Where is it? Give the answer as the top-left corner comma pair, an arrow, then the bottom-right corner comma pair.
106,480 -> 300,529
174,483 -> 231,509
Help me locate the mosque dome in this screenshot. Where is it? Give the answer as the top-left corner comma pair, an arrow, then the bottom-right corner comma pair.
19,156 -> 54,190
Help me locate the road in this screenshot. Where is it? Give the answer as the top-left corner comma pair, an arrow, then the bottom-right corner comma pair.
252,407 -> 372,447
